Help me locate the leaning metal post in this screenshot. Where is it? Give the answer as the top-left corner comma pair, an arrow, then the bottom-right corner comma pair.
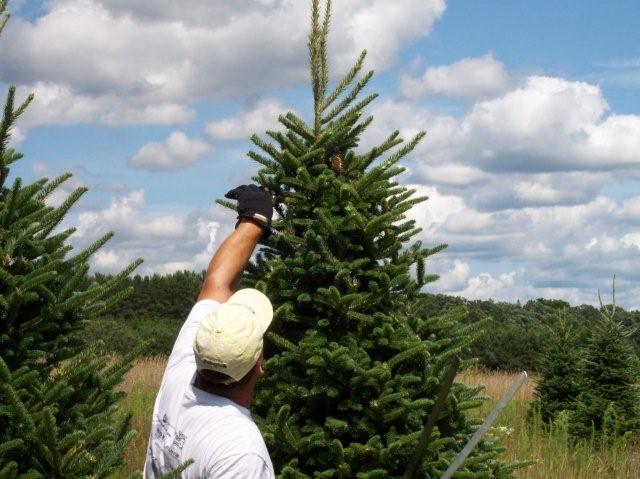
440,371 -> 528,479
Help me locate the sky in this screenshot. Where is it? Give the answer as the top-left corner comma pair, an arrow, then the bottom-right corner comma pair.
1,0 -> 640,309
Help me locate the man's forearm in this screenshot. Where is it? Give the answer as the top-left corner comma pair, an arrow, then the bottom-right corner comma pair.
197,219 -> 264,302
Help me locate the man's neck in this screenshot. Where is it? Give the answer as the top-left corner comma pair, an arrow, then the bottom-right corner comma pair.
194,375 -> 254,409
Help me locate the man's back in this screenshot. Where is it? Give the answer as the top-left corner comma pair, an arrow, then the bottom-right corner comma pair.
144,300 -> 274,478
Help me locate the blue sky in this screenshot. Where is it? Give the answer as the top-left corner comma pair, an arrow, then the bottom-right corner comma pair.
2,0 -> 640,308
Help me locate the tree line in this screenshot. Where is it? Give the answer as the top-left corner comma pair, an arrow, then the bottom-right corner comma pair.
84,270 -> 640,372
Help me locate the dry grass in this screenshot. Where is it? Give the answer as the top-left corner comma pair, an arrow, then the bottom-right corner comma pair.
458,369 -> 640,479
117,356 -> 167,478
457,368 -> 535,403
117,359 -> 640,478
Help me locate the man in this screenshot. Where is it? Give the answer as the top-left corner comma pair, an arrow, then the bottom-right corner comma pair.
144,185 -> 276,478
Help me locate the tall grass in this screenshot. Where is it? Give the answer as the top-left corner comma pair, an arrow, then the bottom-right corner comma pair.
117,360 -> 639,478
118,357 -> 166,478
459,369 -> 640,478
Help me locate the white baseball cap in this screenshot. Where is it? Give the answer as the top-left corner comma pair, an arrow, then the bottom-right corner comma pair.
193,289 -> 273,382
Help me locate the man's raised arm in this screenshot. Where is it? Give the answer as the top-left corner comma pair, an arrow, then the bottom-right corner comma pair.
198,185 -> 273,303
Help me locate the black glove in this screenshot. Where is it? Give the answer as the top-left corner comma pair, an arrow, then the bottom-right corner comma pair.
224,184 -> 273,233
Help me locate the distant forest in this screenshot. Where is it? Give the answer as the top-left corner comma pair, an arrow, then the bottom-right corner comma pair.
84,270 -> 640,371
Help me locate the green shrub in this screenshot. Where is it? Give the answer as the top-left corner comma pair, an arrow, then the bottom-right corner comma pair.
569,307 -> 640,443
529,319 -> 582,424
82,316 -> 182,356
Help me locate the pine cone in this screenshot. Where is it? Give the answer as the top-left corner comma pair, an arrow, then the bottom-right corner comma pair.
329,151 -> 344,174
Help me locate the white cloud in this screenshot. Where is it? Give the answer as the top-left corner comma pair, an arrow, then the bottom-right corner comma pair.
408,183 -> 640,307
400,54 -> 512,99
1,0 -> 446,127
16,82 -> 194,127
129,131 -> 211,171
111,0 -> 447,75
74,190 -> 186,240
458,271 -> 518,301
360,99 -> 458,158
622,232 -> 640,250
415,163 -> 488,187
93,249 -> 128,270
69,189 -> 231,274
576,114 -> 640,166
456,76 -> 640,172
32,161 -> 48,175
427,260 -> 614,307
409,185 -> 491,236
8,126 -> 25,146
452,269 -> 596,305
433,259 -> 470,291
430,169 -> 611,212
205,98 -> 291,140
334,0 -> 446,71
91,0 -> 255,26
366,76 -> 640,195
514,180 -> 569,204
586,234 -> 629,254
620,196 -> 640,220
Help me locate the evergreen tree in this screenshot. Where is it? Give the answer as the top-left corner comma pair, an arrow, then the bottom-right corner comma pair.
0,3 -> 143,476
529,316 -> 582,424
222,1 -> 522,476
569,289 -> 640,442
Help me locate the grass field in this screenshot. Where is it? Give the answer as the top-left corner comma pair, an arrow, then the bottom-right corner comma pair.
118,358 -> 640,478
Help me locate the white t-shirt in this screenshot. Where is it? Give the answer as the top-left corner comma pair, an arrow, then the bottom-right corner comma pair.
144,299 -> 275,479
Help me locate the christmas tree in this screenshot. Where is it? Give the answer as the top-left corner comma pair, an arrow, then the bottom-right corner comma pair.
0,2 -> 143,476
569,287 -> 640,443
529,316 -> 582,424
221,1 -> 522,476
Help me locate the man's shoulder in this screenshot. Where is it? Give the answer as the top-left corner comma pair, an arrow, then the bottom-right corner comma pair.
198,405 -> 265,447
186,398 -> 266,448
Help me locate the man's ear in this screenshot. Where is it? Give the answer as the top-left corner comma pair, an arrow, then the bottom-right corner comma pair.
256,355 -> 266,376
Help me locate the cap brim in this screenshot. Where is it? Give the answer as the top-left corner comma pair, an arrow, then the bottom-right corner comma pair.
227,288 -> 273,333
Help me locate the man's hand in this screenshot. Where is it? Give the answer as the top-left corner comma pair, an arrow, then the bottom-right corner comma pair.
225,184 -> 273,232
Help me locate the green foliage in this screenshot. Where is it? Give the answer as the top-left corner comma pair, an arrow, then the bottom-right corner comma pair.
418,294 -> 640,372
80,272 -> 640,373
95,270 -> 203,321
528,285 -> 640,445
0,4 -> 141,476
568,297 -> 640,443
227,1 -> 517,476
417,296 -> 550,372
80,270 -> 202,355
82,315 -> 182,357
528,318 -> 582,424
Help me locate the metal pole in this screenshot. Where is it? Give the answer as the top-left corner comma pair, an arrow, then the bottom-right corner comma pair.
440,371 -> 528,479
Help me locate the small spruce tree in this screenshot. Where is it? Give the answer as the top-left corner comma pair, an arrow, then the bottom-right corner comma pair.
529,316 -> 582,424
222,1 -> 523,476
0,3 -> 144,476
569,288 -> 640,442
